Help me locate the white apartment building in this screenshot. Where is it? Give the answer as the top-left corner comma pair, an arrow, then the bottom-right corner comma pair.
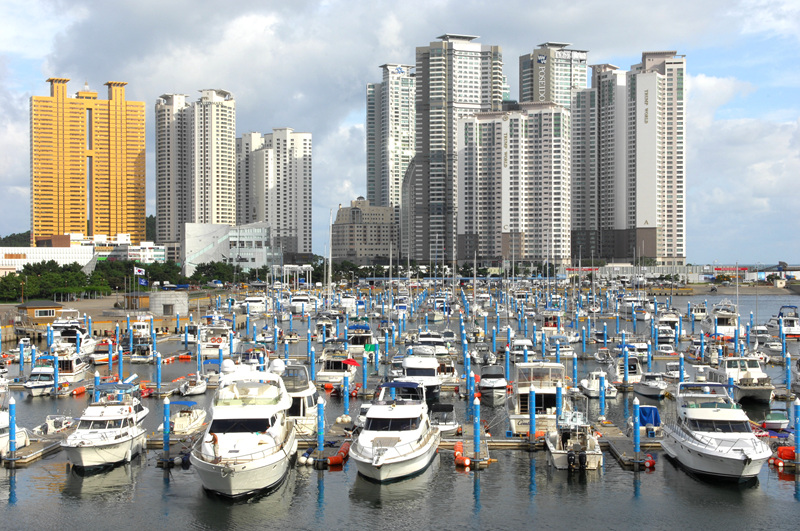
627,52 -> 686,265
236,128 -> 312,254
408,34 -> 505,263
457,102 -> 572,265
519,43 -> 588,109
366,64 -> 416,218
155,89 -> 237,245
568,52 -> 686,266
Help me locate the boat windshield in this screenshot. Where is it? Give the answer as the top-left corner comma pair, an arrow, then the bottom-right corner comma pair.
405,368 -> 436,377
28,373 -> 54,382
78,419 -> 123,430
209,418 -> 270,433
687,419 -> 751,433
365,416 -> 421,431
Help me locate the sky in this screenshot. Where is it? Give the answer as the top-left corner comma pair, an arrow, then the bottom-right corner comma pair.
0,0 -> 798,266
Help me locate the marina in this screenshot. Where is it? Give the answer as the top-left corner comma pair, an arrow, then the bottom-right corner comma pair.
1,285 -> 799,527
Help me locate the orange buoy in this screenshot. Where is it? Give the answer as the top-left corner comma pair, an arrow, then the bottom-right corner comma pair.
474,391 -> 482,399
454,441 -> 464,457
324,383 -> 333,391
71,386 -> 86,396
776,459 -> 785,468
455,455 -> 471,468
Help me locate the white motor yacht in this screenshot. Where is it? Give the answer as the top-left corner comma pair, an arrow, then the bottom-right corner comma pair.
507,361 -> 567,436
396,350 -> 441,401
545,397 -> 603,471
349,381 -> 440,482
705,356 -> 774,403
190,360 -> 298,497
316,344 -> 358,388
578,369 -> 617,399
198,312 -> 240,358
661,382 -> 772,481
281,364 -> 323,437
633,372 -> 669,398
158,401 -> 207,436
0,407 -> 30,459
477,364 -> 508,405
61,386 -> 148,468
700,299 -> 744,339
766,305 -> 800,339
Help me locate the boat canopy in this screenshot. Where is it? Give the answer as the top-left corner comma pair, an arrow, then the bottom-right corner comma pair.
637,405 -> 661,427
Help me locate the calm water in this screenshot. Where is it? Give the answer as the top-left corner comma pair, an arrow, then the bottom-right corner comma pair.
2,292 -> 799,530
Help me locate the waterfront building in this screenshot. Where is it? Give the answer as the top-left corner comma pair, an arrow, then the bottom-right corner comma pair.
181,222 -> 282,278
407,34 -> 504,263
235,128 -> 312,254
154,89 -> 236,247
366,63 -> 416,221
519,42 -> 588,110
567,52 -> 686,266
331,197 -> 396,266
30,78 -> 146,245
457,102 -> 571,266
627,51 -> 686,266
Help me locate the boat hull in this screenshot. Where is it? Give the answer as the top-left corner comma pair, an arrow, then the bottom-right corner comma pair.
546,443 -> 603,470
351,432 -> 440,483
191,431 -> 298,498
63,432 -> 145,468
661,428 -> 770,481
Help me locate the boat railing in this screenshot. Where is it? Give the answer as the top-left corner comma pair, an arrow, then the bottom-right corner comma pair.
354,427 -> 437,457
191,429 -> 292,465
667,422 -> 764,453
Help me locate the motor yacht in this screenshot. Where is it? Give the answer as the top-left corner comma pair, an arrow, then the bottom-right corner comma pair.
661,382 -> 771,481
705,356 -> 774,403
766,305 -> 800,339
633,372 -> 669,398
507,361 -> 567,436
349,381 -> 440,482
578,369 -> 617,399
190,360 -> 298,497
477,364 -> 508,405
545,396 -> 603,471
61,385 -> 148,468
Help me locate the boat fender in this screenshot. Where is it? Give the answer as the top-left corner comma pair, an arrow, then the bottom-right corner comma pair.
455,455 -> 471,468
775,459 -> 784,468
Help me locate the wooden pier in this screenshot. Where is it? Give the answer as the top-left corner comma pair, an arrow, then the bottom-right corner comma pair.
595,420 -> 661,471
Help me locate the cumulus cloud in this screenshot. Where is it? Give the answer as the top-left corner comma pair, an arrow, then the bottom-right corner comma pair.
0,0 -> 798,263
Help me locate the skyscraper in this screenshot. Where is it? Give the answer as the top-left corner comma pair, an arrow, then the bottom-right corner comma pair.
30,78 -> 145,244
366,63 -> 415,215
519,42 -> 588,109
458,102 -> 572,265
408,34 -> 504,262
569,52 -> 686,265
627,52 -> 686,266
155,89 -> 236,245
236,128 -> 312,254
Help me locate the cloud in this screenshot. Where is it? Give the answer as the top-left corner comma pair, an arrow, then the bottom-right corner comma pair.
687,73 -> 800,263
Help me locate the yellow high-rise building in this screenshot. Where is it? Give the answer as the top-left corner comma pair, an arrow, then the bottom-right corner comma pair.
30,78 -> 146,245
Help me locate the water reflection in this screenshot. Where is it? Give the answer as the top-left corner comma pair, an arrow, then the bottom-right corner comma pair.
473,468 -> 481,514
349,454 -> 439,508
62,459 -> 140,501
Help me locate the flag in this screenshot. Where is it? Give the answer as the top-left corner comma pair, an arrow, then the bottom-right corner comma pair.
138,278 -> 149,286
134,266 -> 145,276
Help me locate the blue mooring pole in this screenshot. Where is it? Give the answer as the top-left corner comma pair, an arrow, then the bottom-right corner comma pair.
94,371 -> 100,402
156,352 -> 162,396
599,373 -> 606,419
473,396 -> 481,461
343,374 -> 350,417
529,386 -> 536,443
679,353 -> 685,383
316,397 -> 325,457
633,397 -> 641,470
8,397 -> 16,463
163,397 -> 171,463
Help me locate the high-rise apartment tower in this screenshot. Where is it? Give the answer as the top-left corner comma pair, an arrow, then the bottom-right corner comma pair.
30,78 -> 145,244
